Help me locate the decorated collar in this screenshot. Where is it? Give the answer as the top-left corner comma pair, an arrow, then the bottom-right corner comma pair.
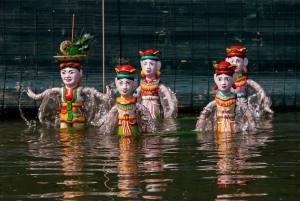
215,92 -> 236,107
141,78 -> 160,84
235,75 -> 248,87
216,91 -> 236,100
116,96 -> 137,105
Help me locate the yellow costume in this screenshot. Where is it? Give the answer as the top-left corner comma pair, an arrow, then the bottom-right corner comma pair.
215,91 -> 237,133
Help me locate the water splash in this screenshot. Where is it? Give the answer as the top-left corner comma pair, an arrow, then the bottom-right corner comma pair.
19,89 -> 36,127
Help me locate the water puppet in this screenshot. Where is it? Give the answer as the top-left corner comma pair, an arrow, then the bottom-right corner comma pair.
136,49 -> 177,119
225,46 -> 273,119
195,61 -> 257,133
27,17 -> 110,128
98,65 -> 156,136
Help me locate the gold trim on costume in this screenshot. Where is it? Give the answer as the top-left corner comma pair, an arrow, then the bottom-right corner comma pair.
62,102 -> 83,107
118,115 -> 137,120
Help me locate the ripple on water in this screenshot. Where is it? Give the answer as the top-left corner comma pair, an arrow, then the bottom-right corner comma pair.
0,112 -> 299,200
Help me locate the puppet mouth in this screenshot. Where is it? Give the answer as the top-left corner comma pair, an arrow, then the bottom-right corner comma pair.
64,78 -> 72,82
146,69 -> 151,73
222,86 -> 226,89
122,89 -> 128,93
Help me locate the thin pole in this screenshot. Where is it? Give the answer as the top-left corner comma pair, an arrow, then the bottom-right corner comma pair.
102,0 -> 105,93
71,14 -> 75,43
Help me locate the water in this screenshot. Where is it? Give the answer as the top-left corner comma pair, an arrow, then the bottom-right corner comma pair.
0,112 -> 299,200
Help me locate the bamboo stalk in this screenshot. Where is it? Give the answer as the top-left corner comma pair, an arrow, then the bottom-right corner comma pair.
71,14 -> 75,44
102,0 -> 105,93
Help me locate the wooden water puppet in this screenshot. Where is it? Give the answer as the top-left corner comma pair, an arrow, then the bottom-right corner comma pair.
136,49 -> 177,119
98,65 -> 156,136
195,61 -> 257,133
27,15 -> 110,128
225,46 -> 273,117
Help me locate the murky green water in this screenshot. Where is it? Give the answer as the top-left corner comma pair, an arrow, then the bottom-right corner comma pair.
0,112 -> 299,200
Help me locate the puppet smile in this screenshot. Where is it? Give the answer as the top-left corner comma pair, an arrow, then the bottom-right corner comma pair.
64,78 -> 72,82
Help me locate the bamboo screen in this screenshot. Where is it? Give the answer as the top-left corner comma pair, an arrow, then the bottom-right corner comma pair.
0,0 -> 299,113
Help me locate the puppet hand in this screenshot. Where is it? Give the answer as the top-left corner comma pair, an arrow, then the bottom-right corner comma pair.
195,118 -> 205,131
165,106 -> 175,118
264,107 -> 274,114
103,86 -> 112,101
27,87 -> 37,99
105,86 -> 111,97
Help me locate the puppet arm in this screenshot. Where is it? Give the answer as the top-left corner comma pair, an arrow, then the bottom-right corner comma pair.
82,86 -> 111,102
137,103 -> 157,133
247,79 -> 274,114
159,84 -> 177,118
27,87 -> 60,100
100,105 -> 119,134
236,100 -> 257,131
195,100 -> 216,131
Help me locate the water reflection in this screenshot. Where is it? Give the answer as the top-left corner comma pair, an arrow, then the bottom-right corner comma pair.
216,132 -> 248,188
116,135 -> 173,200
59,129 -> 89,199
197,130 -> 272,199
142,136 -> 169,198
118,136 -> 141,198
2,113 -> 299,200
28,128 -> 96,199
60,129 -> 85,176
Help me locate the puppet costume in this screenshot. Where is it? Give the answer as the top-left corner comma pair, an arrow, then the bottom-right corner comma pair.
140,78 -> 162,119
215,91 -> 237,133
116,96 -> 139,136
60,86 -> 85,124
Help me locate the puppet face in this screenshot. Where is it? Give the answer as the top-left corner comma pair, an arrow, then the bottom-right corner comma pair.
115,78 -> 135,97
226,56 -> 248,74
140,59 -> 161,78
214,74 -> 235,94
60,67 -> 82,88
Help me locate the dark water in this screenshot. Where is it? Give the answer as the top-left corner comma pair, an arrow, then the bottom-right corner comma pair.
0,112 -> 299,200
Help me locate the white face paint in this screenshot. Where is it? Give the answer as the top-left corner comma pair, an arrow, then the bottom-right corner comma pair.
60,67 -> 82,88
115,78 -> 135,98
214,74 -> 235,94
226,56 -> 248,74
140,59 -> 161,79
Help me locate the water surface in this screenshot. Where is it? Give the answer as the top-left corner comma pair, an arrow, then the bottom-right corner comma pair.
0,112 -> 299,200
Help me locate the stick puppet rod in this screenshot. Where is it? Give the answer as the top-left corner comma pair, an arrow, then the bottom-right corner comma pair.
102,0 -> 105,93
71,14 -> 75,43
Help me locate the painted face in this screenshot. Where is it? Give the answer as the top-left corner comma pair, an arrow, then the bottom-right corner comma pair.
60,67 -> 82,88
226,56 -> 244,74
116,78 -> 135,96
214,74 -> 234,93
140,59 -> 161,78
